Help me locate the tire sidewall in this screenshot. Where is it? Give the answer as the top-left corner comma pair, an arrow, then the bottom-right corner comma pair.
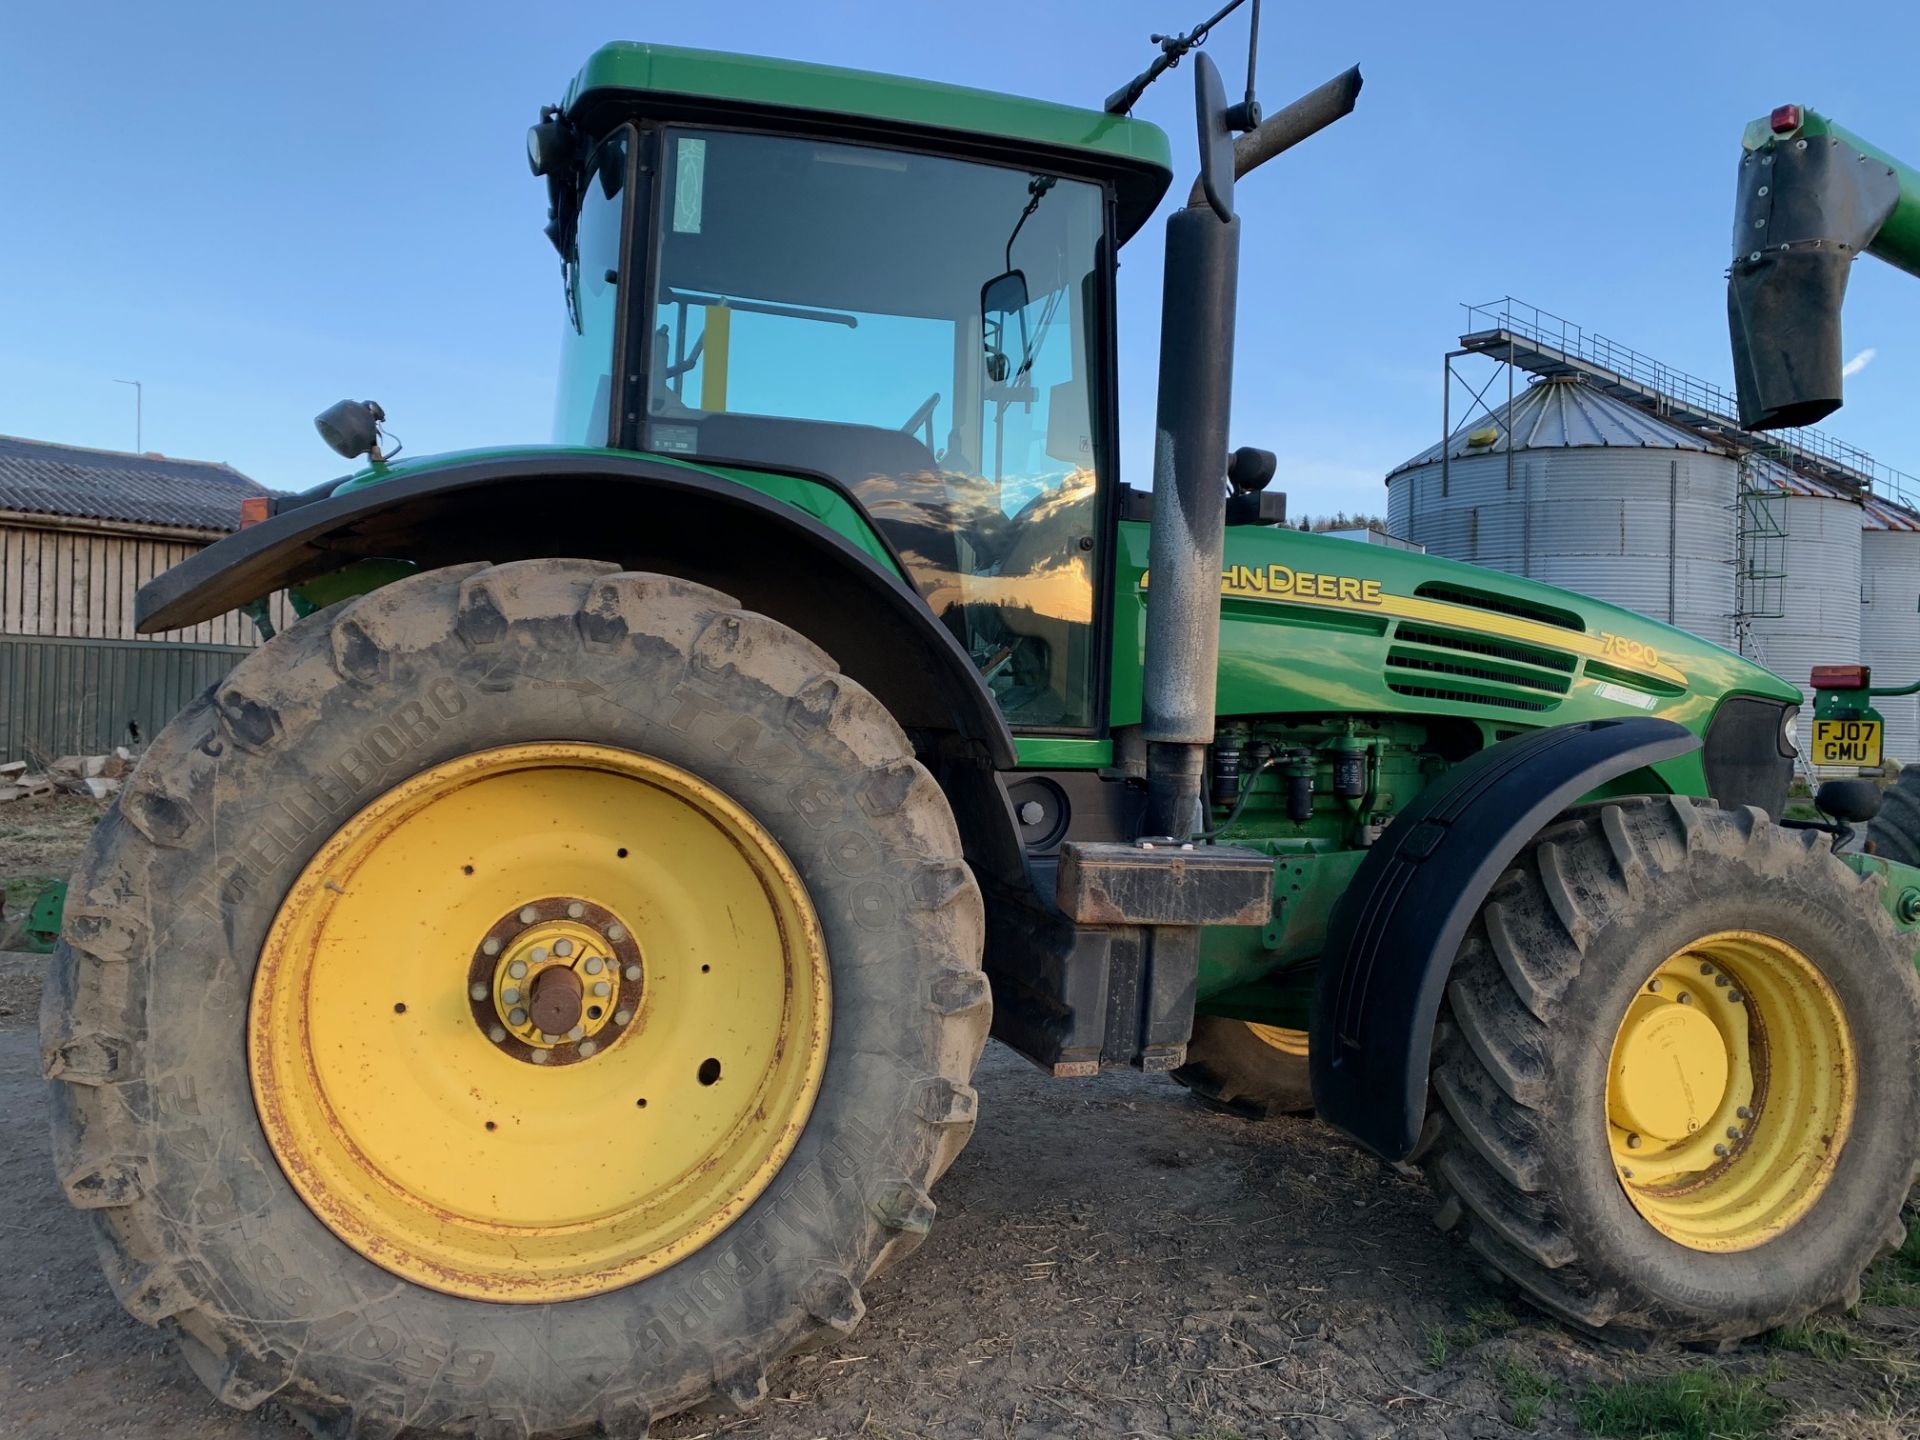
1542,832 -> 1920,1323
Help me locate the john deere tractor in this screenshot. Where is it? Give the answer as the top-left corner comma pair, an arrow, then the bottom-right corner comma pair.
41,25 -> 1920,1436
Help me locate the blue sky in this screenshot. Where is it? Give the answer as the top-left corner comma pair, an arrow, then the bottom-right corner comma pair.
4,1 -> 1918,522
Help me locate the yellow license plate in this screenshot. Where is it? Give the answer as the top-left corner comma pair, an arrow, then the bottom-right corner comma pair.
1812,718 -> 1882,768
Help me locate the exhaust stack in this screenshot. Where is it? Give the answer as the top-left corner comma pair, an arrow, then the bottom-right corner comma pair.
1140,60 -> 1361,837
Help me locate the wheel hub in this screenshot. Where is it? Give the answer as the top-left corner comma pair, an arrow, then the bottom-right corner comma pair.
1608,993 -> 1729,1141
1605,932 -> 1855,1253
467,899 -> 642,1064
249,741 -> 832,1303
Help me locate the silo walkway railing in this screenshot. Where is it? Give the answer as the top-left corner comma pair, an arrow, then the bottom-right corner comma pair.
1458,297 -> 1920,513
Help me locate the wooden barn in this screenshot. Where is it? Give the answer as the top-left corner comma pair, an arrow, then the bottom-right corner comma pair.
0,434 -> 289,761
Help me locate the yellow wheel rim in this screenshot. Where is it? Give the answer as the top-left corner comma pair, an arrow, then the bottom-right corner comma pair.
1246,1023 -> 1310,1058
1605,930 -> 1853,1253
249,742 -> 830,1303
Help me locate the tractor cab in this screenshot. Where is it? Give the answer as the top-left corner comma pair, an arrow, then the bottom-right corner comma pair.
538,43 -> 1175,729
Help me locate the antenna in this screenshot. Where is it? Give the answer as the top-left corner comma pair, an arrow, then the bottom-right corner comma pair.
113,378 -> 143,452
1104,0 -> 1261,125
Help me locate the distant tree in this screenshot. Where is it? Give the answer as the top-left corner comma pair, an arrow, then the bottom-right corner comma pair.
1297,511 -> 1388,534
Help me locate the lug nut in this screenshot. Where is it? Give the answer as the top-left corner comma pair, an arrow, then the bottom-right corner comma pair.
1714,974 -> 1730,988
1678,993 -> 1694,1005
508,960 -> 527,979
624,964 -> 641,981
614,1008 -> 632,1025
1647,979 -> 1662,993
1700,963 -> 1714,975
1626,1133 -> 1642,1149
568,1024 -> 585,1042
482,937 -> 502,956
1620,1167 -> 1634,1179
607,924 -> 627,942
502,987 -> 521,1005
488,1025 -> 507,1043
579,1040 -> 597,1058
470,983 -> 488,1001
1713,1143 -> 1729,1157
554,939 -> 573,958
520,906 -> 538,924
1728,1126 -> 1743,1141
593,981 -> 611,997
585,957 -> 603,975
1729,992 -> 1744,1004
568,902 -> 586,919
530,1049 -> 549,1065
509,1007 -> 528,1026
531,947 -> 548,963
1737,1106 -> 1753,1120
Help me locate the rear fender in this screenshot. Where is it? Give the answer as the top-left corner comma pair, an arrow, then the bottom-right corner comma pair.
138,452 -> 1023,886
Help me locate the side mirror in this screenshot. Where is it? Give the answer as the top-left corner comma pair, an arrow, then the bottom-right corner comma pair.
982,270 -> 1029,321
982,270 -> 1029,387
1193,52 -> 1236,223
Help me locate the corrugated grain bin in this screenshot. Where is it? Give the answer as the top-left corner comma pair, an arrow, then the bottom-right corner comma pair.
1737,458 -> 1863,761
1861,499 -> 1920,767
1386,376 -> 1738,649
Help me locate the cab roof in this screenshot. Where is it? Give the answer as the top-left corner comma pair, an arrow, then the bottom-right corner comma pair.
562,42 -> 1175,242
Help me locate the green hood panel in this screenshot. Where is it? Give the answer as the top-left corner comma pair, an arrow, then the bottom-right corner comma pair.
1108,521 -> 1799,735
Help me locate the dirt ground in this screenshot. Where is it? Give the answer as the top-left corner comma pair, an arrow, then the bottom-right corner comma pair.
3,793 -> 1919,1439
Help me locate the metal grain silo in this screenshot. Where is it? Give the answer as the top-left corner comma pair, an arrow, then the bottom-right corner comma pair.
1861,496 -> 1920,766
1386,377 -> 1738,648
1739,457 -> 1863,760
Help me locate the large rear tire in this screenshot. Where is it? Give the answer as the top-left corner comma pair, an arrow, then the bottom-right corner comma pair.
40,561 -> 989,1436
1422,795 -> 1920,1342
1171,1016 -> 1315,1117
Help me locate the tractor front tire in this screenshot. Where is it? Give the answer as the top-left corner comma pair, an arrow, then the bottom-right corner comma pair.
1172,1016 -> 1315,1118
41,561 -> 989,1437
1422,795 -> 1920,1343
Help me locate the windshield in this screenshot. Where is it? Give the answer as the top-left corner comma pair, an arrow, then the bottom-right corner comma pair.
646,128 -> 1107,729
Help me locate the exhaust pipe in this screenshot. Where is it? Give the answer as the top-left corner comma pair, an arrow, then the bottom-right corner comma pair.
1141,63 -> 1360,838
1728,112 -> 1903,431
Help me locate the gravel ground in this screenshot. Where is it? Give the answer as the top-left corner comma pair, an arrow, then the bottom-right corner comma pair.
6,971 -> 1917,1439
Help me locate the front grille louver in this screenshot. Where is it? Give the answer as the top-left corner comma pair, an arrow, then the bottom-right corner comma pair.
1386,621 -> 1573,713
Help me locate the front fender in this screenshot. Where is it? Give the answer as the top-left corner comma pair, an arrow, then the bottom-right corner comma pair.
1309,717 -> 1700,1160
137,449 -> 1015,769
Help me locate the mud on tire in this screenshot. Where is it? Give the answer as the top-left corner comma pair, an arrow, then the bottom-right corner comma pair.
39,560 -> 991,1437
1421,795 -> 1920,1343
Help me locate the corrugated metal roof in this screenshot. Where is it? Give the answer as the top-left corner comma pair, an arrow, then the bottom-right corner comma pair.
1740,451 -> 1920,530
0,434 -> 269,532
1864,496 -> 1920,532
1388,376 -> 1725,478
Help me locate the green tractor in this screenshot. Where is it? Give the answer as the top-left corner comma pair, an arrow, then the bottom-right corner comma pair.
41,25 -> 1920,1435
